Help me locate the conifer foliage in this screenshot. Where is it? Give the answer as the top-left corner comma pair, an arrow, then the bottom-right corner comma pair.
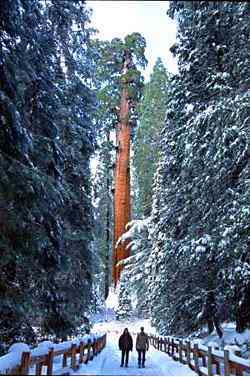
134,58 -> 170,217
0,0 -> 97,350
148,1 -> 250,336
116,270 -> 133,320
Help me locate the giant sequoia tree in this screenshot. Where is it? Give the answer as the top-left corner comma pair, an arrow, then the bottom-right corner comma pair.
148,1 -> 250,335
0,0 -> 97,350
115,59 -> 171,317
112,35 -> 147,285
91,34 -> 147,287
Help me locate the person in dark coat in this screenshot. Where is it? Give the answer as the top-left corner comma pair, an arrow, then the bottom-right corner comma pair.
136,327 -> 149,368
118,328 -> 133,367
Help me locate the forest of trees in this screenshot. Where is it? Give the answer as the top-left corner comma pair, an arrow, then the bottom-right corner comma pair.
0,0 -> 249,355
0,0 -> 100,351
123,1 -> 249,337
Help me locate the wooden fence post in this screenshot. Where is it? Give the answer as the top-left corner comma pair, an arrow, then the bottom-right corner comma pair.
207,346 -> 212,376
179,341 -> 183,363
164,339 -> 167,353
97,338 -> 100,353
193,343 -> 200,375
234,350 -> 243,376
90,341 -> 94,361
224,349 -> 230,376
215,359 -> 221,375
186,341 -> 191,366
47,348 -> 54,375
62,352 -> 67,367
70,344 -> 77,371
20,352 -> 31,375
100,337 -> 102,352
35,362 -> 43,375
171,338 -> 175,357
85,339 -> 91,364
99,337 -> 101,351
79,342 -> 84,364
201,352 -> 207,367
94,339 -> 98,356
167,337 -> 170,354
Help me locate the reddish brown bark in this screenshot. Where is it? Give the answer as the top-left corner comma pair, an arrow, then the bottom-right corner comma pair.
112,52 -> 132,286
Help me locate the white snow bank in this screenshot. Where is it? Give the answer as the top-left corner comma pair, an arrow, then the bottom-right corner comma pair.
0,343 -> 30,374
224,344 -> 241,352
31,340 -> 54,355
207,341 -> 219,348
0,352 -> 21,374
9,343 -> 30,353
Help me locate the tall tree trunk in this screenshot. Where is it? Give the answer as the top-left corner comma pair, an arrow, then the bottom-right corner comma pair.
112,51 -> 132,286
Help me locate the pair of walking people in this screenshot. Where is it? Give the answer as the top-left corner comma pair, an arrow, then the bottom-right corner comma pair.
118,327 -> 149,368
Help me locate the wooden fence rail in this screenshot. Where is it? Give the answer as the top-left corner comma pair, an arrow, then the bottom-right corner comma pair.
2,334 -> 106,376
149,334 -> 250,376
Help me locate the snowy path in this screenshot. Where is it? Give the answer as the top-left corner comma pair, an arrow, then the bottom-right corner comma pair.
71,331 -> 196,376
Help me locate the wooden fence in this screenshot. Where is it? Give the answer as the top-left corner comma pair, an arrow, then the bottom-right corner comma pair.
2,333 -> 106,376
149,335 -> 250,376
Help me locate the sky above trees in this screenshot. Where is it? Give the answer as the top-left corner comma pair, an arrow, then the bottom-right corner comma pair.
86,1 -> 178,80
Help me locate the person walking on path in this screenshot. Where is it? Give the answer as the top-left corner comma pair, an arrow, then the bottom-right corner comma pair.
136,327 -> 149,368
118,328 -> 133,367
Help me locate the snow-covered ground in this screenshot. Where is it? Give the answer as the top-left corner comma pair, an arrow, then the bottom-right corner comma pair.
71,323 -> 196,376
73,285 -> 196,377
39,315 -> 195,376
2,288 -> 249,376
71,327 -> 196,376
68,288 -> 196,376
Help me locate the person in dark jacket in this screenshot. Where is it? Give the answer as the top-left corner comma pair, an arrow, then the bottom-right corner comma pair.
136,327 -> 149,368
118,328 -> 133,367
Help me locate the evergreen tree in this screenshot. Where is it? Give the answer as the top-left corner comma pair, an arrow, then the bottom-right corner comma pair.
148,1 -> 250,336
133,58 -> 170,217
116,219 -> 152,318
93,133 -> 113,301
0,0 -> 98,350
116,270 -> 133,320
